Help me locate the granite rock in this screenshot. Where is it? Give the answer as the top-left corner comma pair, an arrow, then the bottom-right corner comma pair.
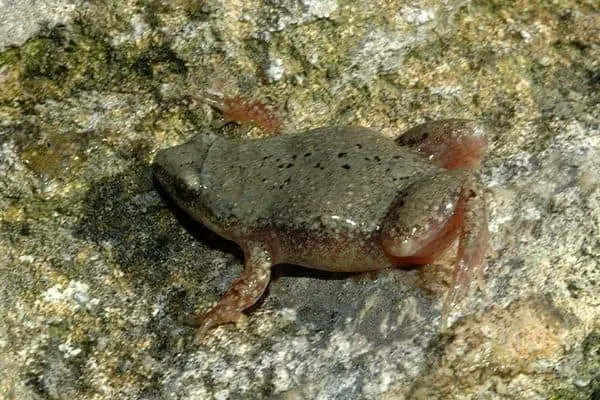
0,0 -> 599,398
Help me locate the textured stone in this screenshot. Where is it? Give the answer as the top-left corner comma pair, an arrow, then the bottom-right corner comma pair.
0,0 -> 598,398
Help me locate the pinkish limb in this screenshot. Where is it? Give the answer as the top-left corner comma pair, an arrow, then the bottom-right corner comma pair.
396,119 -> 488,170
191,246 -> 272,339
440,175 -> 488,329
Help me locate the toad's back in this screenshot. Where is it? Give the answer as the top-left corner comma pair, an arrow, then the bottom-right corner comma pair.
200,126 -> 438,238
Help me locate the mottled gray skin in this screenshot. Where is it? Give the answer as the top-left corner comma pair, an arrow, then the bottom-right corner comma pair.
153,121 -> 488,335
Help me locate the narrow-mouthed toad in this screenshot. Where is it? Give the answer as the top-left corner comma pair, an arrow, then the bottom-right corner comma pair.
153,120 -> 488,335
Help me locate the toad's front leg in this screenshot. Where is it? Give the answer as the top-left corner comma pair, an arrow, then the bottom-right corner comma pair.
190,244 -> 272,337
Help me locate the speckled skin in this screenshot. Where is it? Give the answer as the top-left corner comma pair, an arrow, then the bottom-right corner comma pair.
153,120 -> 488,335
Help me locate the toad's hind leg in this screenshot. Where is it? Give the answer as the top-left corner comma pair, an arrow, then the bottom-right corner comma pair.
391,119 -> 489,328
190,245 -> 272,337
380,173 -> 488,329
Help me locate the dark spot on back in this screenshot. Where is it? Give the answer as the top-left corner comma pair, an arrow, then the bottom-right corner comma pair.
342,164 -> 351,170
286,163 -> 294,168
338,152 -> 347,158
356,144 -> 362,149
304,152 -> 312,157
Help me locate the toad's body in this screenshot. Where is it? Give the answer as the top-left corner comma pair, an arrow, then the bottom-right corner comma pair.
154,121 -> 488,334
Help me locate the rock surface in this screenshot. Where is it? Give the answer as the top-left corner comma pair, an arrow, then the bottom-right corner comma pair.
0,0 -> 78,50
0,0 -> 598,399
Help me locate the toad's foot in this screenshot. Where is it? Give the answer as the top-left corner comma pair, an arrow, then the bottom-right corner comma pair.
441,174 -> 488,329
396,119 -> 488,170
189,245 -> 272,340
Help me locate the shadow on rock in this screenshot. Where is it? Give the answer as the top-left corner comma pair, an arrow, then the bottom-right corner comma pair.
74,163 -> 242,288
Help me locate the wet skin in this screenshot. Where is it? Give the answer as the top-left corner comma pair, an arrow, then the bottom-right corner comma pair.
153,120 -> 489,336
